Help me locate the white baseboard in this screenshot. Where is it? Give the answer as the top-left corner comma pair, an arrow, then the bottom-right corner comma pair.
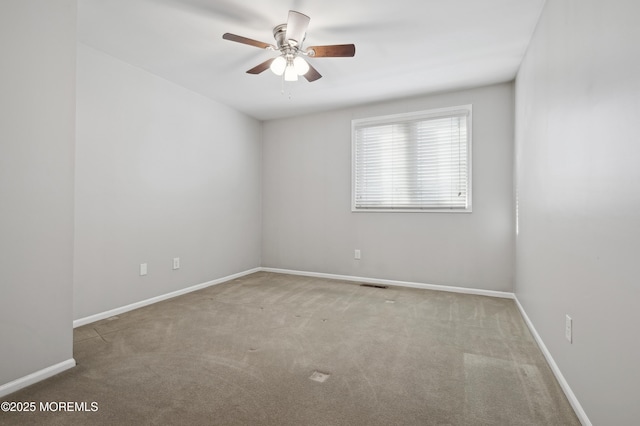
260,267 -> 515,299
0,358 -> 76,399
73,267 -> 261,328
514,297 -> 591,426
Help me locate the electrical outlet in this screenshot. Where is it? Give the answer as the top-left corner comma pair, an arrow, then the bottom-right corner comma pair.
140,263 -> 148,276
354,249 -> 361,260
565,315 -> 572,343
173,257 -> 180,270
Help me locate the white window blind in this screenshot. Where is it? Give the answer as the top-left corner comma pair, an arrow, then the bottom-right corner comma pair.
352,105 -> 471,212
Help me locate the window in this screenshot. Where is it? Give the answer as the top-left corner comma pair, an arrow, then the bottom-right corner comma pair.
352,105 -> 472,212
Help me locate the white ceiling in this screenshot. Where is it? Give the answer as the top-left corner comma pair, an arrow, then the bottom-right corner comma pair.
77,0 -> 545,121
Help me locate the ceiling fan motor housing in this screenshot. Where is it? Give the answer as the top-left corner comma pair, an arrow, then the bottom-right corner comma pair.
273,24 -> 305,52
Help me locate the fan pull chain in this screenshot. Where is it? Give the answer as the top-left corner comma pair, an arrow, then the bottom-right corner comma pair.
279,75 -> 294,100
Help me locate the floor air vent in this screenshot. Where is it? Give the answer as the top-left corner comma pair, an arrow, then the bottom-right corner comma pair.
360,283 -> 388,289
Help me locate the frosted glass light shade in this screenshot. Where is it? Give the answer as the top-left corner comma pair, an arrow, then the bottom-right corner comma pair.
293,56 -> 309,75
270,56 -> 286,75
284,64 -> 298,81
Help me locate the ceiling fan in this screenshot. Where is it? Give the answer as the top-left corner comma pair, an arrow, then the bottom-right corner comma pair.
222,10 -> 356,82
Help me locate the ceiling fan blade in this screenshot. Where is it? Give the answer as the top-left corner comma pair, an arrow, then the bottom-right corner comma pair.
303,63 -> 322,82
223,33 -> 273,49
246,58 -> 275,74
285,10 -> 310,47
306,44 -> 356,57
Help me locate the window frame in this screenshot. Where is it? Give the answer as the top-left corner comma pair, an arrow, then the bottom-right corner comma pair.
351,104 -> 473,213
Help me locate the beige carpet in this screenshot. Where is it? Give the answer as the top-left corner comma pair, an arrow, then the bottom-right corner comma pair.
0,272 -> 579,425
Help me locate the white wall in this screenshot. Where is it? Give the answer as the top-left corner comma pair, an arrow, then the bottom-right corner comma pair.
515,0 -> 640,424
263,83 -> 514,291
74,44 -> 262,319
0,0 -> 76,387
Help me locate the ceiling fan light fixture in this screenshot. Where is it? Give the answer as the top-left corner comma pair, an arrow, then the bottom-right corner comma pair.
284,62 -> 298,81
293,56 -> 310,75
223,10 -> 356,84
270,56 -> 287,75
